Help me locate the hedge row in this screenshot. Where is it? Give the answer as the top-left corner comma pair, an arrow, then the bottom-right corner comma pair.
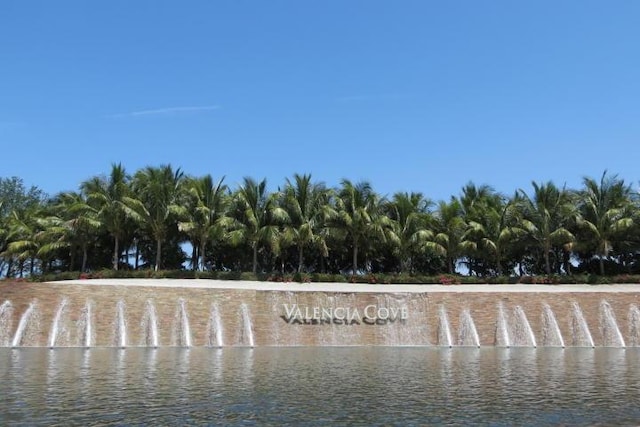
6,270 -> 640,285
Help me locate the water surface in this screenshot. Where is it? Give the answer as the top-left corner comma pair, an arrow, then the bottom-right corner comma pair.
1,348 -> 640,425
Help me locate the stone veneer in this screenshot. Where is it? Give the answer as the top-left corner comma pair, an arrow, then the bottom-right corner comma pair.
1,280 -> 640,347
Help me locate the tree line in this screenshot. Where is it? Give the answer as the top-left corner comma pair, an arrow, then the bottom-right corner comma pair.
0,165 -> 638,279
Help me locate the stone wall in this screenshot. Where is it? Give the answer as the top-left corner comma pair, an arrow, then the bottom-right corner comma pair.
1,281 -> 639,347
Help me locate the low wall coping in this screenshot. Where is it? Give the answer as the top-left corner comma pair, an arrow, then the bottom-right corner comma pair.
46,279 -> 640,294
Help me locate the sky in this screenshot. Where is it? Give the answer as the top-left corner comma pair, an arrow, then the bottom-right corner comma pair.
1,1 -> 639,202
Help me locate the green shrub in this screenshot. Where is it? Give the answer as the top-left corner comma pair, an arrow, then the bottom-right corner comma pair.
292,272 -> 312,283
310,273 -> 347,283
612,274 -> 640,284
239,272 -> 260,281
587,274 -> 611,284
215,271 -> 240,280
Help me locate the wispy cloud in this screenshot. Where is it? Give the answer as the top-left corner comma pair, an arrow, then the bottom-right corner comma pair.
108,105 -> 220,119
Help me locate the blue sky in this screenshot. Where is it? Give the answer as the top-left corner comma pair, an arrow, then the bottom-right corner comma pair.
1,1 -> 639,202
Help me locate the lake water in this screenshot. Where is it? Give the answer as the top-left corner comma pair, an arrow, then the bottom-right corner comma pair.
1,347 -> 640,426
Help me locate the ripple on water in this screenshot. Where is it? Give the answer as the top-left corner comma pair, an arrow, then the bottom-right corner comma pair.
0,347 -> 640,425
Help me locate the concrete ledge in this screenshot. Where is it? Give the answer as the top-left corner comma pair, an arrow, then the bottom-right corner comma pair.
52,278 -> 640,293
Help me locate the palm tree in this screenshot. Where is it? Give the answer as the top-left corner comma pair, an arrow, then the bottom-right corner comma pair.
281,174 -> 334,272
387,192 -> 433,273
0,201 -> 7,277
459,183 -> 497,218
517,181 -> 575,275
40,192 -> 101,272
459,184 -> 522,276
333,180 -> 397,275
2,206 -> 47,276
125,165 -> 185,271
228,177 -> 289,274
82,163 -> 131,270
178,175 -> 229,271
0,178 -> 47,277
426,199 -> 466,274
576,171 -> 635,275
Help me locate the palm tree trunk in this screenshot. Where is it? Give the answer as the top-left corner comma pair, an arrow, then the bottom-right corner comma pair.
155,239 -> 162,271
69,246 -> 75,272
563,249 -> 572,275
81,245 -> 88,272
297,245 -> 304,273
191,244 -> 197,271
599,256 -> 605,276
200,241 -> 206,271
135,243 -> 140,270
400,253 -> 410,274
252,244 -> 258,274
352,238 -> 358,275
113,236 -> 119,270
6,258 -> 13,278
544,246 -> 551,276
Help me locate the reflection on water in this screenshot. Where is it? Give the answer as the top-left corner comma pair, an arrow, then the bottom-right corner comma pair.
1,348 -> 640,425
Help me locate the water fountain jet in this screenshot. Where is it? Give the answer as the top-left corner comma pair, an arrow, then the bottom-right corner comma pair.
141,300 -> 160,347
49,298 -> 69,348
600,300 -> 625,347
571,301 -> 594,348
512,306 -> 536,347
458,309 -> 480,347
495,302 -> 510,347
171,298 -> 192,347
541,303 -> 564,347
114,300 -> 127,348
437,305 -> 453,347
77,300 -> 94,348
207,302 -> 224,347
239,303 -> 255,347
629,304 -> 640,347
12,301 -> 38,347
0,300 -> 14,347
